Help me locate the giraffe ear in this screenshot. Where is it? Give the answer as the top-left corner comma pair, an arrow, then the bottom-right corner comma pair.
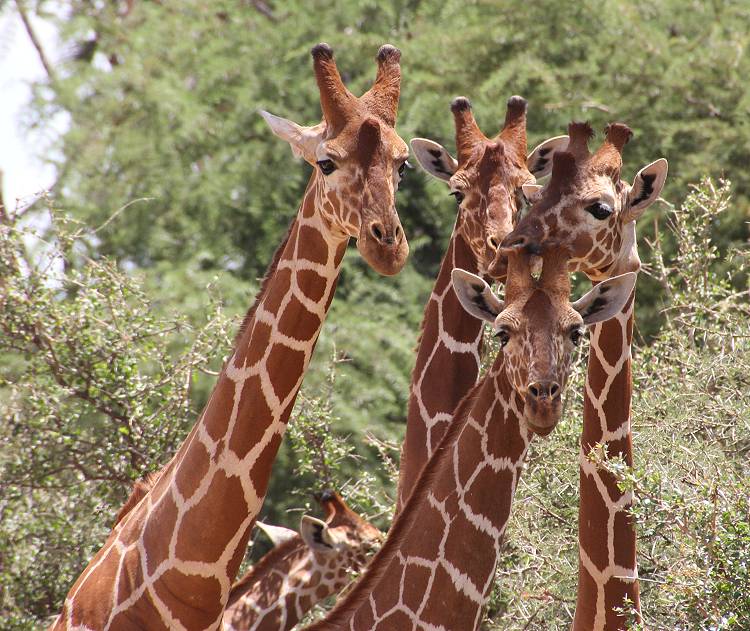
622,158 -> 668,224
527,135 -> 569,177
522,183 -> 543,204
260,110 -> 325,164
410,138 -> 458,182
299,515 -> 336,552
451,269 -> 503,323
255,521 -> 298,547
572,272 -> 637,326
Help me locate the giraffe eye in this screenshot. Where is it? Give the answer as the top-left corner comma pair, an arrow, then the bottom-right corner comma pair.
450,191 -> 465,204
585,201 -> 613,220
570,327 -> 584,346
317,159 -> 336,175
398,161 -> 409,177
495,329 -> 510,347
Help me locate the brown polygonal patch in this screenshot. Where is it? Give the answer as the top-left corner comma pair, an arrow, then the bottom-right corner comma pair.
175,442 -> 210,500
420,564 -> 476,628
175,471 -> 248,564
117,546 -> 145,605
143,492 -> 178,574
463,466 -> 514,536
239,321 -> 272,368
204,375 -> 236,442
373,560 -> 403,617
443,511 -> 496,585
227,375 -> 274,459
266,344 -> 306,404
152,568 -> 223,630
598,318 -> 624,367
277,294 -> 322,342
296,269 -> 329,303
401,561 -> 431,612
613,509 -> 637,568
260,268 -> 292,317
421,347 -> 481,418
248,432 -> 283,498
109,592 -> 170,631
578,475 -> 609,572
298,225 -> 330,265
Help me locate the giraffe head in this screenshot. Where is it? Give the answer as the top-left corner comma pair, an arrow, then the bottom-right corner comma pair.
410,96 -> 568,274
299,490 -> 383,570
497,122 -> 668,279
452,246 -> 636,434
261,43 -> 409,275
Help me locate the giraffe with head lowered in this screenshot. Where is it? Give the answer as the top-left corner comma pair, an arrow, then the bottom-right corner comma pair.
302,244 -> 636,630
500,122 -> 668,630
51,43 -> 409,631
397,95 -> 567,513
223,491 -> 382,631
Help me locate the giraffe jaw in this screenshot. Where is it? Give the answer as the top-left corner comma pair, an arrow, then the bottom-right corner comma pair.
523,398 -> 562,436
356,231 -> 409,276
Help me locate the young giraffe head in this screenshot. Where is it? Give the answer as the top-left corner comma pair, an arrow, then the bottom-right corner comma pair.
261,43 -> 410,275
299,490 -> 383,570
498,122 -> 668,279
453,246 -> 636,434
410,96 -> 568,275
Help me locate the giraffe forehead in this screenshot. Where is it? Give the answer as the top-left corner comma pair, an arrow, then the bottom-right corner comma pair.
321,119 -> 407,163
501,290 -> 578,331
457,143 -> 528,187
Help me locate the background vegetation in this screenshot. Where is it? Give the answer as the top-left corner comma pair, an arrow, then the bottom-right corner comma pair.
1,1 -> 748,629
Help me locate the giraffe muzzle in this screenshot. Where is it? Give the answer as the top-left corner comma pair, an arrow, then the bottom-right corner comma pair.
524,380 -> 562,435
358,218 -> 409,276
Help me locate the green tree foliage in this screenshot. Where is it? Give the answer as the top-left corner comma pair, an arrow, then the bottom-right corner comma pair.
0,202 -> 234,627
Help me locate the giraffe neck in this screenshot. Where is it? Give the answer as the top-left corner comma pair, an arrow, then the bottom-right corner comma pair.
573,292 -> 640,631
395,229 -> 483,514
52,175 -> 350,631
308,361 -> 532,631
222,536 -> 359,631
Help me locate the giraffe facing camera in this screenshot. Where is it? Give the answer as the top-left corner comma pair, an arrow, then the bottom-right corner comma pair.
260,43 -> 410,276
452,245 -> 636,435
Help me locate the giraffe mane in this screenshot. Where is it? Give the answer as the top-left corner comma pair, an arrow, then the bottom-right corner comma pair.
304,380 -> 484,629
225,535 -> 306,609
234,214 -> 298,346
112,470 -> 162,527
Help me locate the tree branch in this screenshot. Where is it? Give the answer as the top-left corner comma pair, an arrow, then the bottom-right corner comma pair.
14,0 -> 57,83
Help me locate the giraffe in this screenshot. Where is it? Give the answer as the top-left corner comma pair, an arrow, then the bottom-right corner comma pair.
397,95 -> 568,513
303,244 -> 637,631
223,491 -> 382,631
50,42 -> 410,631
499,122 -> 668,630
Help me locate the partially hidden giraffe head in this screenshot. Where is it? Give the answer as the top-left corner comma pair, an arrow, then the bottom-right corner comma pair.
497,122 -> 668,279
410,96 -> 569,275
298,490 -> 383,572
261,43 -> 409,275
452,245 -> 636,434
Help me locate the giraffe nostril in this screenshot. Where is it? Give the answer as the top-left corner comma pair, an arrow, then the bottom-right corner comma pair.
487,236 -> 499,251
395,225 -> 401,239
528,384 -> 540,398
550,382 -> 561,398
371,224 -> 384,242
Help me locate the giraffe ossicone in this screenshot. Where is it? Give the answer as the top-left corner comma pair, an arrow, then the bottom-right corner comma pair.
500,121 -> 668,630
223,491 -> 381,631
303,246 -> 635,631
50,42 -> 410,631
